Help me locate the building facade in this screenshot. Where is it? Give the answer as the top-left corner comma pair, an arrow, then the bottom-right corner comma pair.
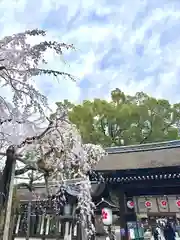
92,140 -> 180,240
12,140 -> 180,239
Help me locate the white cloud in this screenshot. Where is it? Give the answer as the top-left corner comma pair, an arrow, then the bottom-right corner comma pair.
0,0 -> 180,178
0,0 -> 180,109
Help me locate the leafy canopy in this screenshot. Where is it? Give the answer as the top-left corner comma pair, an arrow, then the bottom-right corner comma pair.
55,89 -> 180,147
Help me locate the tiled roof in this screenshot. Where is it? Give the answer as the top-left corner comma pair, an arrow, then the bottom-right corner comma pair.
96,140 -> 180,171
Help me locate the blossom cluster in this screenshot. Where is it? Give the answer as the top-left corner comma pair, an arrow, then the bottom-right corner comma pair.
22,108 -> 106,237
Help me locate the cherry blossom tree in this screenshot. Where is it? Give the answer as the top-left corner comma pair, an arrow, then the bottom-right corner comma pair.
0,29 -> 75,151
0,28 -> 75,239
18,106 -> 106,238
0,29 -> 106,239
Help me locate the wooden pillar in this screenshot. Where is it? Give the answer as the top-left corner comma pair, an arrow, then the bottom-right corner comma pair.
26,172 -> 34,240
118,190 -> 128,240
77,222 -> 82,240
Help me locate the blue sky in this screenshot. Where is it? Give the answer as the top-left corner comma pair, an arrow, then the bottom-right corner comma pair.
1,0 -> 180,108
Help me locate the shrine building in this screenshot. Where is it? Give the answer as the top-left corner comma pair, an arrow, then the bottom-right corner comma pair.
92,140 -> 180,240
12,140 -> 180,240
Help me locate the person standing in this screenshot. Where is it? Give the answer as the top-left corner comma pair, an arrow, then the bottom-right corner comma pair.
152,227 -> 159,240
164,222 -> 175,240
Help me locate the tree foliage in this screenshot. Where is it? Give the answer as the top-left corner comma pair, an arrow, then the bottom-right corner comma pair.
22,107 -> 106,176
55,89 -> 180,147
0,28 -> 106,238
0,29 -> 75,150
0,28 -> 77,213
20,106 -> 106,237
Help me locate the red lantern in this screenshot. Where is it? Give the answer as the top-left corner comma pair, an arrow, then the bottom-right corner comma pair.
102,209 -> 108,220
176,200 -> 180,208
101,208 -> 112,225
127,200 -> 134,209
160,200 -> 167,208
145,201 -> 152,208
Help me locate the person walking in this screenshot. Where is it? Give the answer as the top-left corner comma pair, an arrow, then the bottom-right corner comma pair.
152,227 -> 160,240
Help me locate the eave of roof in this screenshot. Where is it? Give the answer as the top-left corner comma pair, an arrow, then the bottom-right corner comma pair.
96,140 -> 180,171
105,140 -> 180,154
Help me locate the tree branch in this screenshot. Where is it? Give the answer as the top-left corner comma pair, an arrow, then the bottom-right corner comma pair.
0,66 -> 5,71
15,166 -> 36,176
0,118 -> 26,125
17,111 -> 67,151
17,121 -> 53,149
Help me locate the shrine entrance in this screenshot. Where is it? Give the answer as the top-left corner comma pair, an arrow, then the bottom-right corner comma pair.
92,140 -> 180,240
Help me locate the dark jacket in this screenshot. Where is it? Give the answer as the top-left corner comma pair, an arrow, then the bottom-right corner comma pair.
164,225 -> 175,240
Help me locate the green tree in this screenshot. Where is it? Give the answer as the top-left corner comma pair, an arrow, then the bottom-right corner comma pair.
55,89 -> 180,147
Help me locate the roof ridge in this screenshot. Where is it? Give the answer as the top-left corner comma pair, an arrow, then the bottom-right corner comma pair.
105,140 -> 180,154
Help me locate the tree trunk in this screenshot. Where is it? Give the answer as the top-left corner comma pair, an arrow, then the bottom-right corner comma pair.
3,158 -> 16,240
0,147 -> 16,211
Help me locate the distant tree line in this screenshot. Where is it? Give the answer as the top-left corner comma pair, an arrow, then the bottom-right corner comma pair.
53,88 -> 180,147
